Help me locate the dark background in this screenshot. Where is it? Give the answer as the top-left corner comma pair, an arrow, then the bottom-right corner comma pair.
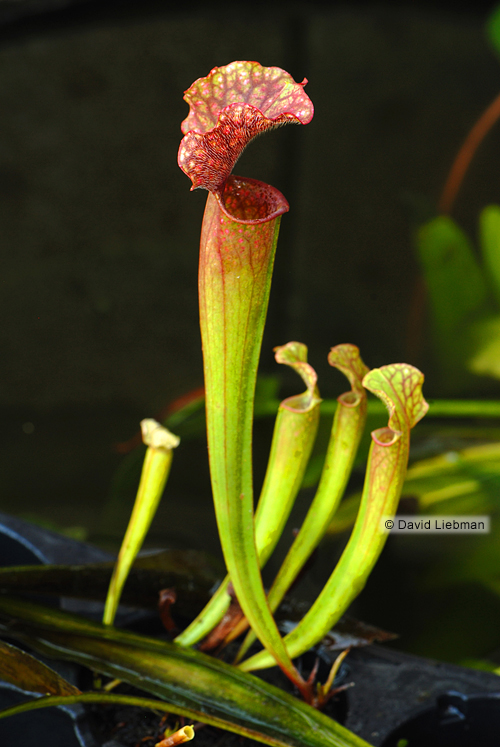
1,0 -> 500,661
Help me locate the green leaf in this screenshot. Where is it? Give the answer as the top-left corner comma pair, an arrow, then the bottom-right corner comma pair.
0,596 -> 372,747
414,216 -> 488,387
0,693 -> 174,724
468,315 -> 500,380
479,205 -> 500,305
404,440 -> 500,514
416,216 -> 487,334
254,376 -> 282,417
0,639 -> 80,696
486,4 -> 500,59
405,442 -> 500,594
327,438 -> 500,537
0,550 -> 221,619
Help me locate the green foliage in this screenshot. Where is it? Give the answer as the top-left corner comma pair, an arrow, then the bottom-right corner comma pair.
103,420 -> 179,626
416,216 -> 487,335
414,206 -> 500,387
176,344 -> 321,649
240,364 -> 427,673
6,54 -> 491,744
487,4 -> 500,59
0,640 -> 80,697
480,205 -> 500,303
0,596 -> 372,747
328,438 -> 500,536
235,344 -> 369,663
0,549 -> 221,617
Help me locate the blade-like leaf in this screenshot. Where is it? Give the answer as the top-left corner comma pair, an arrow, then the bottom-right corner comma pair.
0,596 -> 372,747
468,315 -> 500,380
487,4 -> 500,59
0,639 -> 80,696
480,205 -> 500,305
414,215 -> 488,387
416,216 -> 486,334
0,549 -> 220,617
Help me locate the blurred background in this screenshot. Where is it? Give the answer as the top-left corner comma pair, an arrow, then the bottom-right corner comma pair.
2,0 -> 500,667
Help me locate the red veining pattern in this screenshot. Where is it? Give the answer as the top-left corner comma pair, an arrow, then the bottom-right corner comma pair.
328,344 -> 370,397
273,341 -> 319,413
362,364 -> 428,434
178,61 -> 314,192
218,175 -> 289,224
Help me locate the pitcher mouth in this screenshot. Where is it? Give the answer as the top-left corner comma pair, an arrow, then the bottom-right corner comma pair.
214,175 -> 289,224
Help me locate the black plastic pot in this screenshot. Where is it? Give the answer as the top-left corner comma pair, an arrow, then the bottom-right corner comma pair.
381,690 -> 500,746
342,646 -> 500,745
0,681 -> 99,747
0,511 -> 111,747
1,511 -> 500,747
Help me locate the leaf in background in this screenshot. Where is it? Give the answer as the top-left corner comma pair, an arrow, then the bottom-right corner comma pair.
421,520 -> 500,593
480,205 -> 500,304
468,315 -> 500,380
325,493 -> 362,536
404,441 -> 500,514
414,216 -> 488,387
416,216 -> 487,334
0,596 -> 372,747
0,639 -> 80,696
486,3 -> 500,59
254,375 -> 282,417
327,439 -> 500,536
411,443 -> 500,593
0,549 -> 222,619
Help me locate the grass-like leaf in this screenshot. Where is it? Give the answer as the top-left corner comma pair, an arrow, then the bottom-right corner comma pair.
0,639 -> 80,696
0,549 -> 220,619
0,595 -> 372,747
